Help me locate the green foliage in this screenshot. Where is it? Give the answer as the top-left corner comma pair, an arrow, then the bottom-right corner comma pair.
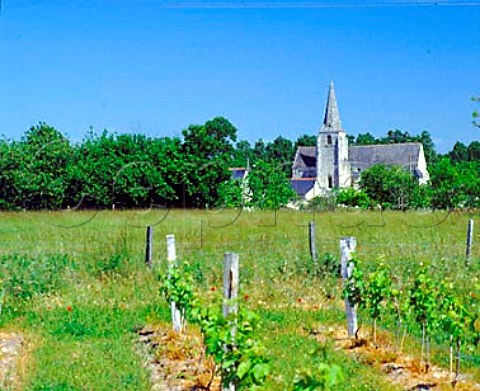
52,307 -> 95,338
429,157 -> 480,209
181,117 -> 237,207
343,257 -> 393,338
438,281 -> 473,340
216,179 -> 245,208
0,120 -> 478,211
245,160 -> 295,209
158,261 -> 270,389
335,188 -> 371,209
362,263 -> 392,321
30,383 -> 79,391
342,256 -> 365,309
159,263 -> 198,320
94,255 -> 126,278
318,252 -> 340,278
0,254 -> 70,302
194,307 -> 270,390
293,363 -> 344,391
295,134 -> 317,149
358,164 -> 420,210
408,263 -> 438,330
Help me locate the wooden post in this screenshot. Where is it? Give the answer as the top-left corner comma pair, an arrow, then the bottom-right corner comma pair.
340,236 -> 358,338
166,234 -> 182,332
145,226 -> 153,268
309,221 -> 318,269
466,219 -> 474,266
222,252 -> 239,391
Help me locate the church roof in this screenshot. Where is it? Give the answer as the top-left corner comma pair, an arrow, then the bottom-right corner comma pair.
292,146 -> 316,169
349,143 -> 423,171
322,81 -> 342,130
292,142 -> 424,173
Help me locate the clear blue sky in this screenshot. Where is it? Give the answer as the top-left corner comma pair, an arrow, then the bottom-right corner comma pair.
1,0 -> 479,153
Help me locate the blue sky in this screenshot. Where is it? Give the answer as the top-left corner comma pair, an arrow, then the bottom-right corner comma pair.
1,1 -> 479,153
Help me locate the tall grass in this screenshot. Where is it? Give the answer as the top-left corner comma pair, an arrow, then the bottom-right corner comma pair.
0,209 -> 478,390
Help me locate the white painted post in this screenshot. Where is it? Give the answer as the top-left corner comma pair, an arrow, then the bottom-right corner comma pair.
166,234 -> 182,332
340,236 -> 358,338
222,252 -> 239,391
466,219 -> 474,266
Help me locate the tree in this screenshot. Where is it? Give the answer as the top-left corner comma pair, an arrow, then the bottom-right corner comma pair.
216,160 -> 295,209
181,117 -> 237,207
428,157 -> 480,209
449,142 -> 469,162
294,134 -> 316,149
253,139 -> 267,161
355,132 -> 378,145
381,129 -> 411,144
417,130 -> 437,164
70,131 -> 182,208
467,141 -> 480,161
232,140 -> 253,168
246,160 -> 295,209
358,164 -> 420,210
14,123 -> 73,209
265,136 -> 295,174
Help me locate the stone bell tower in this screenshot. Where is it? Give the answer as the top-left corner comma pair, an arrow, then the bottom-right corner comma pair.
316,81 -> 351,190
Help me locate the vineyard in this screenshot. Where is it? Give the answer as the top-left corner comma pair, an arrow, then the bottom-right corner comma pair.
0,209 -> 478,390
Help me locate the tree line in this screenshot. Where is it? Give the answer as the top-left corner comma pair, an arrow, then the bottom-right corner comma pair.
0,118 -> 478,210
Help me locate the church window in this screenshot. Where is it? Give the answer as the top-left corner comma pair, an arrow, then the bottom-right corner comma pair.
327,135 -> 332,145
328,175 -> 333,188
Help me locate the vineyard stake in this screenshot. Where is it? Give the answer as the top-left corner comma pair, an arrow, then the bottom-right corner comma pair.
309,221 -> 318,269
145,226 -> 153,268
466,219 -> 474,266
223,252 -> 239,391
166,234 -> 182,332
340,236 -> 358,338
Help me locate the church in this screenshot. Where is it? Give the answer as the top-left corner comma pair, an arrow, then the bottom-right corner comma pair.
291,82 -> 430,200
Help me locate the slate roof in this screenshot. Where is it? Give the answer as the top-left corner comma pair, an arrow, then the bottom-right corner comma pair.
229,168 -> 248,180
292,143 -> 423,173
323,81 -> 342,129
291,179 -> 316,197
292,146 -> 316,169
349,143 -> 422,172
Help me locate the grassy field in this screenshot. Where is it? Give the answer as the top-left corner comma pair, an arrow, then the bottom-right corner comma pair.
0,209 -> 478,390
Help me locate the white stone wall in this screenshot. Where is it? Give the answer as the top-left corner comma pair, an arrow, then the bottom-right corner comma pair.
316,127 -> 351,191
417,144 -> 430,185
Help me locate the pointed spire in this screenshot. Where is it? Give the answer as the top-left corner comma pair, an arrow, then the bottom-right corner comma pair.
323,81 -> 342,129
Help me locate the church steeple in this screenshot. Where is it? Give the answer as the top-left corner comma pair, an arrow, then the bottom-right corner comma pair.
316,81 -> 350,192
323,81 -> 342,129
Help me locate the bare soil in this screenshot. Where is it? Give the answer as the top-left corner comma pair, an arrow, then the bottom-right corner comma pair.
0,332 -> 24,390
138,324 -> 221,391
311,325 -> 480,391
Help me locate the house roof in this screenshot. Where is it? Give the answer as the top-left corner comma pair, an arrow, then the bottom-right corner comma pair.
349,143 -> 422,171
292,146 -> 316,169
229,168 -> 248,180
291,179 -> 316,196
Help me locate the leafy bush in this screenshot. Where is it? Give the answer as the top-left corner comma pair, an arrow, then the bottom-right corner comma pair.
0,254 -> 70,301
336,188 -> 371,209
